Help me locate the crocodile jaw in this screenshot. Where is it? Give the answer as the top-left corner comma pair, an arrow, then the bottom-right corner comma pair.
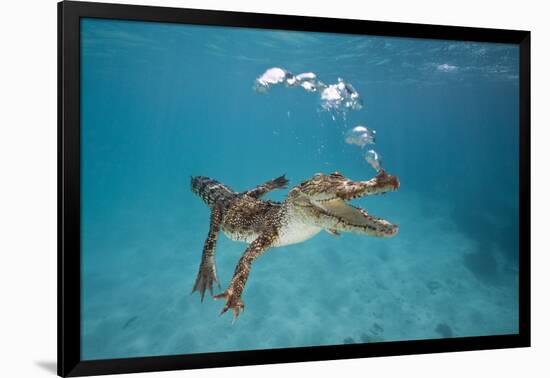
288,170 -> 399,237
306,170 -> 400,201
312,198 -> 398,237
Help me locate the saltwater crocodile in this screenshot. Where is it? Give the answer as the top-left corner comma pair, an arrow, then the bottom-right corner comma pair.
190,170 -> 399,320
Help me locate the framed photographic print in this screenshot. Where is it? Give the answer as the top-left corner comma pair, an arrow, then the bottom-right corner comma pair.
58,1 -> 530,376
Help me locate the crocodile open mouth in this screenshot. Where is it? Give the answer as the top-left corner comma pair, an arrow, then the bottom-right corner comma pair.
313,197 -> 398,237
291,169 -> 400,237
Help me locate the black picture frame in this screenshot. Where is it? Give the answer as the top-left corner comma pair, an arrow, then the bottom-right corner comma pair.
58,1 -> 531,376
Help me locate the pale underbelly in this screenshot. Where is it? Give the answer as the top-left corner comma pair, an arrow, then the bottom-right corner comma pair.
222,223 -> 322,247
273,223 -> 322,247
222,229 -> 259,244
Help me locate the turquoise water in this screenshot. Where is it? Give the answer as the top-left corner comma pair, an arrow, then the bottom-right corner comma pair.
80,18 -> 520,360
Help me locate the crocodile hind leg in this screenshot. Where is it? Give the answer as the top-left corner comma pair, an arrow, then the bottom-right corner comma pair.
214,229 -> 278,321
192,206 -> 223,301
244,174 -> 289,199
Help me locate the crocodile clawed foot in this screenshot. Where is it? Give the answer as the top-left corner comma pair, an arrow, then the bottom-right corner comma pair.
192,262 -> 220,302
270,174 -> 289,189
214,289 -> 245,322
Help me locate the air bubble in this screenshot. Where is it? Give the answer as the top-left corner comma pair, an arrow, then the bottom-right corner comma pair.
253,68 -> 363,112
365,149 -> 382,172
344,126 -> 376,147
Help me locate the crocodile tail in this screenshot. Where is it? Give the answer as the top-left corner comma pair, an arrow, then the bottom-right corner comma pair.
190,176 -> 235,207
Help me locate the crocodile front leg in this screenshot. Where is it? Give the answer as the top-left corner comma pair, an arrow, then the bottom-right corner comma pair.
192,206 -> 223,301
244,174 -> 288,199
214,229 -> 278,321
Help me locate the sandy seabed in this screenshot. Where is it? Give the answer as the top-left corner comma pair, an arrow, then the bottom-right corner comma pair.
81,192 -> 518,360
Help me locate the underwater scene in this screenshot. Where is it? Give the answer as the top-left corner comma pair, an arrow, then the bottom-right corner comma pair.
80,18 -> 520,360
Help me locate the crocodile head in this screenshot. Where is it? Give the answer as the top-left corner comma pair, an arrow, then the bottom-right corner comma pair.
286,170 -> 399,237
